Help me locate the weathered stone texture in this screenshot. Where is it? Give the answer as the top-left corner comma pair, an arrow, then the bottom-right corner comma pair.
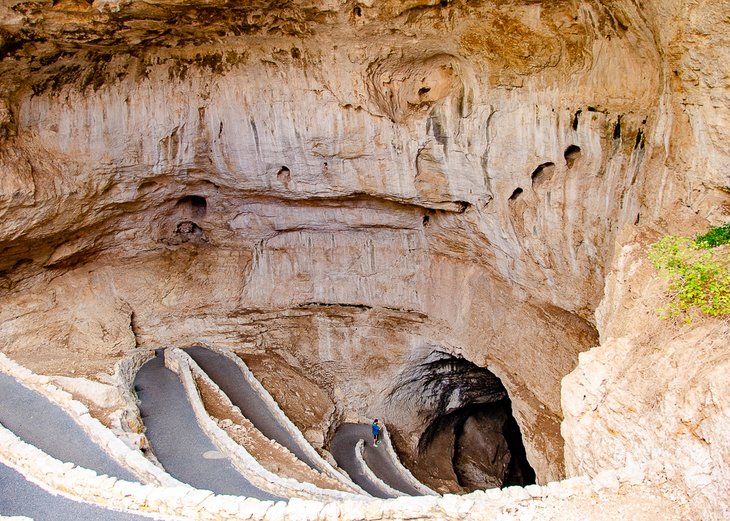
0,0 -> 728,515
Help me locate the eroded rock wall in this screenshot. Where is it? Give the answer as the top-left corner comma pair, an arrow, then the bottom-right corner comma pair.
561,2 -> 730,518
0,0 -> 727,498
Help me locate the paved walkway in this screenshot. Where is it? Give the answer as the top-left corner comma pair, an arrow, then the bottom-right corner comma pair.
0,462 -> 157,521
330,423 -> 423,498
0,372 -> 137,482
134,352 -> 280,500
185,347 -> 319,470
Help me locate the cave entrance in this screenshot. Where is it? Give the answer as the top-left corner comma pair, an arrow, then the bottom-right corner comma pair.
450,399 -> 536,490
391,351 -> 535,493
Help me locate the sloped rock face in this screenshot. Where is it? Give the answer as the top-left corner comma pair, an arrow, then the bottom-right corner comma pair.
0,0 -> 727,503
562,236 -> 730,519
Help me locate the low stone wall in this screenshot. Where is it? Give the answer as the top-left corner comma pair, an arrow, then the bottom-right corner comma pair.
165,348 -> 363,501
205,345 -> 361,492
355,439 -> 405,498
0,352 -> 179,487
1,419 -> 687,521
0,410 -> 693,521
0,352 -> 692,520
379,425 -> 439,496
110,349 -> 156,440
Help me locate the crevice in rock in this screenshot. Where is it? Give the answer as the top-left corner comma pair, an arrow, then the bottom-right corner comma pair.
634,128 -> 645,149
509,187 -> 523,201
572,109 -> 581,131
613,115 -> 622,140
297,302 -> 372,311
137,181 -> 158,195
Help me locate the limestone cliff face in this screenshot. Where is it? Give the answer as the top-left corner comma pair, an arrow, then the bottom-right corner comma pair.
0,0 -> 727,507
561,2 -> 730,518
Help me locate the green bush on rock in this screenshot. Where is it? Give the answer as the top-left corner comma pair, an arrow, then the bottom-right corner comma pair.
694,222 -> 730,249
649,224 -> 730,321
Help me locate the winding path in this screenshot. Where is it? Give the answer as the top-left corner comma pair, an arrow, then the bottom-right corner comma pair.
184,347 -> 320,470
134,351 -> 281,500
1,348 -> 431,517
330,423 -> 423,498
183,347 -> 428,499
0,372 -> 137,483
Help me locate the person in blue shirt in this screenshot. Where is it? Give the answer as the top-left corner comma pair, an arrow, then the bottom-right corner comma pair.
372,419 -> 381,447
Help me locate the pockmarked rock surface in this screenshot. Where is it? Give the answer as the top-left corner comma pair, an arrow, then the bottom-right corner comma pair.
0,0 -> 728,516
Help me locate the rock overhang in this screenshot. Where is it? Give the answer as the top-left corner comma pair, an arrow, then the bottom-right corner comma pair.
1,0 -> 726,506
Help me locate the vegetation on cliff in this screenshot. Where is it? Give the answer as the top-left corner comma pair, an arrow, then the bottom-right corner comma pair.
650,223 -> 730,321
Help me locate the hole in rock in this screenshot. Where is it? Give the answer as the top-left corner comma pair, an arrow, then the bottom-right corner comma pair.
392,352 -> 535,492
352,5 -> 362,17
564,145 -> 582,168
12,258 -> 32,271
137,181 -> 157,194
176,195 -> 207,218
423,215 -> 430,226
634,129 -> 645,150
454,201 -> 470,213
509,188 -> 523,201
277,166 -> 291,186
418,87 -> 431,96
290,48 -> 301,59
530,162 -> 555,188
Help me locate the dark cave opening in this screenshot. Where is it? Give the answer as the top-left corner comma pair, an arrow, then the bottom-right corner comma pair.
530,162 -> 555,188
509,187 -> 524,201
450,400 -> 536,489
394,352 -> 536,492
420,399 -> 536,492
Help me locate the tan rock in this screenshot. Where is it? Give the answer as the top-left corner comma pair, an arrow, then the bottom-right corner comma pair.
0,0 -> 727,517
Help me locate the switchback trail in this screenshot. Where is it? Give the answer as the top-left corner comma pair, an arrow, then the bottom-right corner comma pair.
134,352 -> 281,500
0,371 -> 137,482
184,346 -> 320,470
330,423 -> 423,498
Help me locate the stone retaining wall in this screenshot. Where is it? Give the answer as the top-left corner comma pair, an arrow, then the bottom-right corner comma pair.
205,345 -> 360,491
2,420 -> 683,521
165,348 -> 363,501
379,425 -> 439,496
0,352 -> 691,520
0,352 -> 179,487
354,439 -> 405,498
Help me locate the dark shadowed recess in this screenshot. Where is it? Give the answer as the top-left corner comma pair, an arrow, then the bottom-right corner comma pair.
390,352 -> 535,492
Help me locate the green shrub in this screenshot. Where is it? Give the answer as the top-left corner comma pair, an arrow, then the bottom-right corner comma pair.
649,232 -> 730,321
695,222 -> 730,249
